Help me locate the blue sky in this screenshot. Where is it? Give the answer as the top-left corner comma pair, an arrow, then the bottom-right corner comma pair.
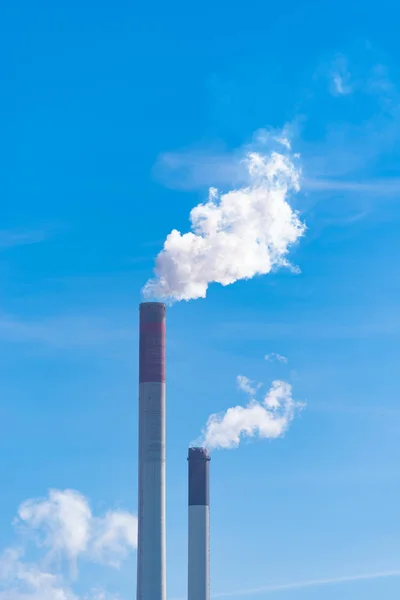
2,0 -> 400,598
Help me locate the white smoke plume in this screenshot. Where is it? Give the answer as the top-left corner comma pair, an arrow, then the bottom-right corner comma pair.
143,146 -> 305,302
200,380 -> 304,450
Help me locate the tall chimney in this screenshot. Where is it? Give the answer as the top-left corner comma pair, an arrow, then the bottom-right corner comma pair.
137,302 -> 166,600
188,447 -> 210,600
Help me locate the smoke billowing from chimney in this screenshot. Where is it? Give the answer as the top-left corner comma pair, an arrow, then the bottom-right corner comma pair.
198,380 -> 304,451
143,143 -> 305,302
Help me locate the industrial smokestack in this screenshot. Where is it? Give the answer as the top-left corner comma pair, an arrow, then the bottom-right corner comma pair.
137,302 -> 166,600
188,447 -> 210,600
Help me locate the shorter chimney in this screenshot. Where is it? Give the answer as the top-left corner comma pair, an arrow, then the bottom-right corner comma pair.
188,447 -> 210,600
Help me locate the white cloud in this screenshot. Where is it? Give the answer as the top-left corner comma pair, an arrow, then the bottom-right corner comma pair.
144,140 -> 305,302
236,375 -> 258,396
0,548 -> 78,600
265,353 -> 288,363
17,490 -> 137,570
200,380 -> 304,450
331,73 -> 352,96
321,54 -> 353,96
19,489 -> 92,570
91,512 -> 138,567
0,489 -> 137,599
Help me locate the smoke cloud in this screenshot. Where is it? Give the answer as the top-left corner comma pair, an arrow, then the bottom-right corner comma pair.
143,146 -> 305,302
200,380 -> 304,450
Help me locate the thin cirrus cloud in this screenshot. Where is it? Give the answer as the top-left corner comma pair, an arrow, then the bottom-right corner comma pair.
171,569 -> 400,600
212,569 -> 400,598
0,489 -> 137,599
154,146 -> 250,191
0,313 -> 134,349
155,146 -> 400,197
303,176 -> 400,195
0,229 -> 48,249
144,135 -> 305,302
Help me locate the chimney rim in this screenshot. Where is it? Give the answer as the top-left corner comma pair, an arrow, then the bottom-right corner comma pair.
188,446 -> 211,461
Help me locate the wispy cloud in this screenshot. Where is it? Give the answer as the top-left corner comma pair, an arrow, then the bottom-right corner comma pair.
155,52 -> 400,225
303,56 -> 400,184
212,569 -> 400,597
155,150 -> 400,197
154,147 -> 248,191
265,353 -> 288,364
332,73 -> 351,95
236,375 -> 259,395
1,489 -> 136,599
303,176 -> 400,195
0,229 -> 48,249
0,313 -> 134,350
218,314 -> 400,341
329,55 -> 353,96
90,511 -> 138,568
153,127 -> 296,192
